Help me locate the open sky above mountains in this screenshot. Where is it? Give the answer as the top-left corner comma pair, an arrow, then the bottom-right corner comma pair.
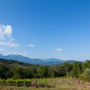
0,0 -> 90,60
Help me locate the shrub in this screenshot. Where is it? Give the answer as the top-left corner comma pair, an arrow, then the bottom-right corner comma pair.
83,68 -> 90,81
6,79 -> 16,86
33,79 -> 38,87
25,79 -> 32,87
0,79 -> 48,87
39,80 -> 47,87
16,79 -> 24,87
0,79 -> 5,85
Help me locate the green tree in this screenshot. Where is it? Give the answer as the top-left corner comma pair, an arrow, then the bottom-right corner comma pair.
70,62 -> 82,78
37,66 -> 48,78
83,68 -> 90,81
64,62 -> 70,76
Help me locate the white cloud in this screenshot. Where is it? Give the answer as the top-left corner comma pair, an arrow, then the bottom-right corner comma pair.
0,25 -> 13,41
6,51 -> 19,55
0,42 -> 19,47
0,24 -> 20,48
56,48 -> 63,52
9,43 -> 19,47
28,44 -> 35,48
20,52 -> 28,56
6,51 -> 28,56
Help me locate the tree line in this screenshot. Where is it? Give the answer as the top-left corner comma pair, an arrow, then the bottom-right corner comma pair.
0,59 -> 90,79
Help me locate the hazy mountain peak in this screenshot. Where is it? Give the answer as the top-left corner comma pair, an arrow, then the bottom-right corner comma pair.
0,54 -> 77,65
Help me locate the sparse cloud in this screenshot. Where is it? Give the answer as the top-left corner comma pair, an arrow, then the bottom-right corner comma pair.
56,48 -> 63,52
20,52 -> 28,56
28,44 -> 35,48
6,51 -> 28,56
0,24 -> 13,41
6,51 -> 18,55
0,24 -> 20,48
9,43 -> 19,47
0,42 -> 19,47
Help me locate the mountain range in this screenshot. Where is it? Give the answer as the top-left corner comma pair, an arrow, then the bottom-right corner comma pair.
0,54 -> 77,65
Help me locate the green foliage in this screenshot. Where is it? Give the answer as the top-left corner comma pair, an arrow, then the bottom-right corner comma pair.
39,80 -> 47,87
0,58 -> 90,80
24,79 -> 32,87
0,79 -> 5,85
70,62 -> 82,78
6,79 -> 16,86
64,62 -> 70,76
33,79 -> 38,87
16,79 -> 24,87
0,79 -> 48,88
0,65 -> 11,79
37,66 -> 48,78
83,68 -> 90,81
85,60 -> 90,68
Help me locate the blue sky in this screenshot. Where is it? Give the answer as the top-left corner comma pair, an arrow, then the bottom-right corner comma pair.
0,0 -> 90,60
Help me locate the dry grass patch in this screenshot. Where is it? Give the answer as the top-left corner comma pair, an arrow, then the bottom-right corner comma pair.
0,78 -> 90,90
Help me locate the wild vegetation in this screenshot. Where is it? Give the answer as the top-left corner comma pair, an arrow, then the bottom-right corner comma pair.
0,78 -> 90,90
0,58 -> 90,79
0,58 -> 90,89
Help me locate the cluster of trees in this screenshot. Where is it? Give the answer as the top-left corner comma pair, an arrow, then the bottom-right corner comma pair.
0,59 -> 90,79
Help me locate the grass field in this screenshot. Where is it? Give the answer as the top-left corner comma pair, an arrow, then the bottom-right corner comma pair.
0,78 -> 90,90
0,86 -> 73,90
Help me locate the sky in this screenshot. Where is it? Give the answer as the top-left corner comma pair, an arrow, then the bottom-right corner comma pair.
0,0 -> 90,60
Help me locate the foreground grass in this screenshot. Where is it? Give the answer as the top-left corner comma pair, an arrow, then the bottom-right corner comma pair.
0,78 -> 90,90
0,86 -> 72,90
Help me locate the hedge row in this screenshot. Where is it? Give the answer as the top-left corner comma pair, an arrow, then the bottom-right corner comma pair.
0,79 -> 48,87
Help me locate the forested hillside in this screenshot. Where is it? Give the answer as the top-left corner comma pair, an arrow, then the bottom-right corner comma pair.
0,58 -> 90,80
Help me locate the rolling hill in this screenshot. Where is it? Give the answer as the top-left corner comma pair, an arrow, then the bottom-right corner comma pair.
0,54 -> 76,65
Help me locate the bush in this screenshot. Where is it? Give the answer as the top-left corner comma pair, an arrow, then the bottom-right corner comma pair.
16,79 -> 24,87
0,79 -> 49,88
83,68 -> 90,81
25,79 -> 32,87
32,79 -> 38,87
0,79 -> 5,85
6,79 -> 16,86
39,80 -> 47,87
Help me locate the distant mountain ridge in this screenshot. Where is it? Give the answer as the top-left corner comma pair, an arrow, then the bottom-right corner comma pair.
0,54 -> 77,65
